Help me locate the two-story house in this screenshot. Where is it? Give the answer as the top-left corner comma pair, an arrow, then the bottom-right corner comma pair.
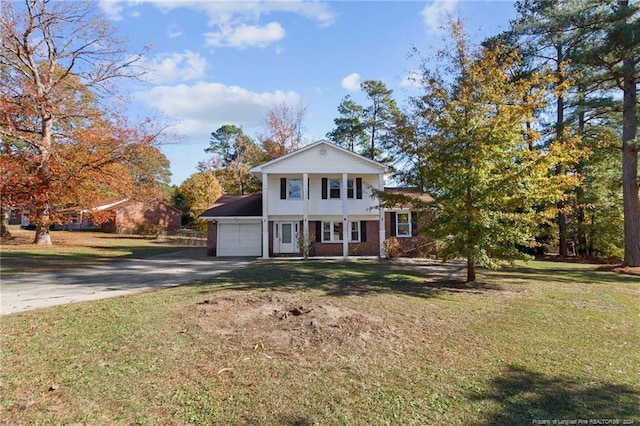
200,140 -> 427,259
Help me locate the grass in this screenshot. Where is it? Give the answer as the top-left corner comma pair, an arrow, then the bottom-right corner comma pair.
1,258 -> 638,425
0,226 -> 188,274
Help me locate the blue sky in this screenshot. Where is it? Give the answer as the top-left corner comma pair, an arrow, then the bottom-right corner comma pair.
99,0 -> 519,185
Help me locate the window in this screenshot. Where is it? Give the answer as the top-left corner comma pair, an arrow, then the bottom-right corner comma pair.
321,221 -> 362,242
288,179 -> 301,199
329,179 -> 341,199
347,179 -> 354,199
322,177 -> 362,200
322,221 -> 343,242
281,178 -> 302,199
397,213 -> 410,237
350,221 -> 360,242
349,178 -> 363,199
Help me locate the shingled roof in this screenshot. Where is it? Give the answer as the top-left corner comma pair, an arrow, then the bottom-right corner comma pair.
383,187 -> 434,208
199,194 -> 263,219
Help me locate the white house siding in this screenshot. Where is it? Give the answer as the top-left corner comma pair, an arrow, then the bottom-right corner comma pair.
266,174 -> 381,217
260,143 -> 385,175
247,140 -> 390,259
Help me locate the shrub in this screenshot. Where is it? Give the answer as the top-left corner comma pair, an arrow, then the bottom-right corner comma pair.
384,237 -> 403,259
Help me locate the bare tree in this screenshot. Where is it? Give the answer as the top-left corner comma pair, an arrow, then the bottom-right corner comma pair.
259,101 -> 307,160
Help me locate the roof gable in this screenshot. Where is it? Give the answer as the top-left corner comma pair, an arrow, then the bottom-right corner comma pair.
251,140 -> 388,179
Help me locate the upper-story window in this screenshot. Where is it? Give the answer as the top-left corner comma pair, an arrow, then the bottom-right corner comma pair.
280,178 -> 302,200
288,179 -> 301,199
329,179 -> 341,199
322,177 -> 363,200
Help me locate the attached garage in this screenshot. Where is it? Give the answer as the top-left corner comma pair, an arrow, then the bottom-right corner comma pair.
200,194 -> 264,257
217,222 -> 262,257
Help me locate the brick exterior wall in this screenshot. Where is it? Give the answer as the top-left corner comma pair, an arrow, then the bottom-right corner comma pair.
208,216 -> 431,258
308,220 -> 380,257
207,221 -> 217,256
99,201 -> 181,234
384,211 -> 432,257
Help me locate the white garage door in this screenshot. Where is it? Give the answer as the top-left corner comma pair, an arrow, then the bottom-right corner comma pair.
218,223 -> 262,256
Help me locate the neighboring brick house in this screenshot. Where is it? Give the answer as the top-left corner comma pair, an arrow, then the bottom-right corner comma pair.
200,140 -> 432,258
69,199 -> 181,234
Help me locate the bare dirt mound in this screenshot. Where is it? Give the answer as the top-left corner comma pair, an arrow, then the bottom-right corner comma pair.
192,290 -> 395,354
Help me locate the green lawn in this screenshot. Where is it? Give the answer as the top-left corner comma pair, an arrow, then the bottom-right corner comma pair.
1,259 -> 638,425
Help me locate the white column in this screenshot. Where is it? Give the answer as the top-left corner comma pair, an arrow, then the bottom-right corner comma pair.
342,173 -> 348,260
378,173 -> 386,259
302,173 -> 309,246
262,173 -> 269,259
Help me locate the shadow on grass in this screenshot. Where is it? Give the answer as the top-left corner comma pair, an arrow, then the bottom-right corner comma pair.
194,260 -> 477,299
86,244 -> 188,258
276,414 -> 314,426
470,365 -> 639,425
0,251 -> 120,274
485,264 -> 640,286
0,245 -> 189,275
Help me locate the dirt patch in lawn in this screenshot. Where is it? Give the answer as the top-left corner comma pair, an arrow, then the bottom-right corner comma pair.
192,290 -> 396,354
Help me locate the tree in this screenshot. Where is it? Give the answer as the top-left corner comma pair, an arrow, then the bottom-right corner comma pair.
401,22 -> 577,282
511,0 -> 591,257
206,125 -> 262,195
259,101 -> 307,160
512,0 -> 640,265
326,95 -> 367,152
0,0 -> 151,245
571,126 -> 624,258
2,111 -> 171,235
575,0 -> 640,266
360,80 -> 402,162
0,132 -> 30,240
174,170 -> 224,233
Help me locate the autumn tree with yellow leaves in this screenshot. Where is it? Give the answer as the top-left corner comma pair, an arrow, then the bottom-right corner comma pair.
398,22 -> 580,282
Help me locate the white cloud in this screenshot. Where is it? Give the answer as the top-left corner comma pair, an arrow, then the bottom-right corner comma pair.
421,0 -> 459,33
204,22 -> 285,49
341,73 -> 361,92
99,0 -> 124,21
400,70 -> 423,89
147,1 -> 335,28
102,1 -> 335,48
137,82 -> 301,138
140,51 -> 207,84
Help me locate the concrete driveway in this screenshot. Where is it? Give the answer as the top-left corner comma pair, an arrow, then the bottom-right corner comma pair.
0,249 -> 254,315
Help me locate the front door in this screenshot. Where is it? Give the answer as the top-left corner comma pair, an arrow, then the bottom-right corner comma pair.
274,222 -> 297,254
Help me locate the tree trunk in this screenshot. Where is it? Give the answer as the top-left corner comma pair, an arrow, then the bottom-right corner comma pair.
467,257 -> 476,283
34,223 -> 52,245
622,54 -> 640,266
557,196 -> 568,257
34,112 -> 54,245
0,205 -> 12,239
576,91 -> 588,256
555,43 -> 568,257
